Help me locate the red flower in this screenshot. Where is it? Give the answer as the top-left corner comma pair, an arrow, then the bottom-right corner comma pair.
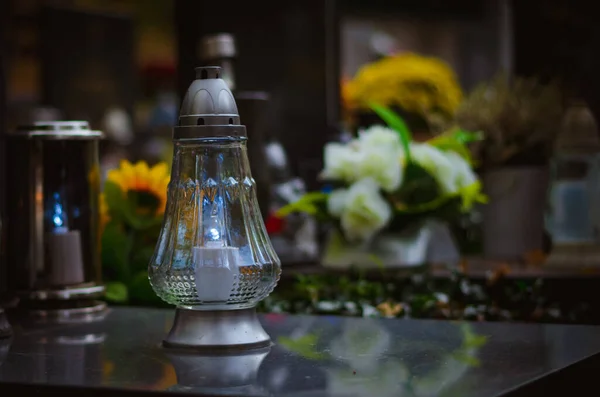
265,213 -> 285,235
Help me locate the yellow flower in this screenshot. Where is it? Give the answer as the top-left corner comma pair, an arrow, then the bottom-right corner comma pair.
377,301 -> 403,318
344,53 -> 463,121
107,160 -> 170,215
99,193 -> 110,229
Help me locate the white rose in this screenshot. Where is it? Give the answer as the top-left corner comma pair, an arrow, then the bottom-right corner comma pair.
327,189 -> 349,217
356,146 -> 404,192
339,178 -> 392,242
358,125 -> 401,149
409,143 -> 458,194
445,151 -> 478,192
321,142 -> 359,182
329,319 -> 392,373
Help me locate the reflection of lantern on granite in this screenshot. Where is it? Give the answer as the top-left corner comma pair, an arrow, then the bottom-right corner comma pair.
5,121 -> 106,322
165,347 -> 270,394
149,66 -> 281,349
0,319 -> 106,385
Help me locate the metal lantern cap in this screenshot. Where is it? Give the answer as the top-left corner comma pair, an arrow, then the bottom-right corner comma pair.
174,66 -> 246,140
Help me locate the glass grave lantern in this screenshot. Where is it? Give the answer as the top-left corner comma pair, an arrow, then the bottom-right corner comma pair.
546,100 -> 600,266
149,67 -> 281,349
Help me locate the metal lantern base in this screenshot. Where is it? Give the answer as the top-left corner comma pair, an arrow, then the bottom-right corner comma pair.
0,309 -> 11,338
165,345 -> 270,394
163,308 -> 271,351
27,300 -> 108,325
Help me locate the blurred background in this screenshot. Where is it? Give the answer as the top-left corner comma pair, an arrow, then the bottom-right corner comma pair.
3,0 -> 597,183
3,0 -> 600,322
2,0 -> 517,183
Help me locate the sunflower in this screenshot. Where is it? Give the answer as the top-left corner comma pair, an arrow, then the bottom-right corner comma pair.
107,160 -> 170,216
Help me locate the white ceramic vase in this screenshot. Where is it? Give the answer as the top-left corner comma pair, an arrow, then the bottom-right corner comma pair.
321,220 -> 460,269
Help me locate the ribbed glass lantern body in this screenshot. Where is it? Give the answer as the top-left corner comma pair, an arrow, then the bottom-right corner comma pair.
149,138 -> 281,310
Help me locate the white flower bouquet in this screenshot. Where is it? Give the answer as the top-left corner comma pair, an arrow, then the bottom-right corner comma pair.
279,105 -> 486,254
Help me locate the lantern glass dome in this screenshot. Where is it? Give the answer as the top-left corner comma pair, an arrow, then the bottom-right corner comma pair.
149,66 -> 281,312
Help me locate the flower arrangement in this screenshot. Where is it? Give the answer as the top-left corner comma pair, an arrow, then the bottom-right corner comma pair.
456,75 -> 563,168
343,53 -> 463,131
100,160 -> 170,304
279,104 -> 486,245
277,319 -> 486,397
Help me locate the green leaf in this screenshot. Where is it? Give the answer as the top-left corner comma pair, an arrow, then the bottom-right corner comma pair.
393,181 -> 487,215
439,128 -> 483,145
101,222 -> 133,282
461,324 -> 489,348
105,281 -> 129,303
369,102 -> 412,162
366,254 -> 385,270
427,128 -> 483,164
459,181 -> 488,211
278,334 -> 327,360
276,192 -> 329,217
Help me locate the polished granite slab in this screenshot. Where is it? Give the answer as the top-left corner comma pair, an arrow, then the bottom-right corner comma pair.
1,307 -> 600,396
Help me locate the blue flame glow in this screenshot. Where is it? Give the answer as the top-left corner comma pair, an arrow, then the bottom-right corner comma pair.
49,192 -> 68,233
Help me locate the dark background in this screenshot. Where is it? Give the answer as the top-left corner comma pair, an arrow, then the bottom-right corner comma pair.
513,0 -> 600,121
175,0 -> 340,189
1,0 -> 9,298
3,0 -> 600,296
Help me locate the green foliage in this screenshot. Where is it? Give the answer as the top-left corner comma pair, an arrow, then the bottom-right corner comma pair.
258,267 -> 588,324
101,222 -> 134,282
374,106 -> 486,217
428,128 -> 483,165
370,102 -> 412,162
391,162 -> 440,209
129,270 -> 164,306
101,182 -> 164,306
104,181 -> 163,230
276,192 -> 330,220
461,323 -> 488,349
131,246 -> 156,274
105,281 -> 129,303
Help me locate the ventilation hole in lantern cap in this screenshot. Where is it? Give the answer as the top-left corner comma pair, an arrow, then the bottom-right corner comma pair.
201,69 -> 208,79
197,118 -> 205,125
229,118 -> 233,124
